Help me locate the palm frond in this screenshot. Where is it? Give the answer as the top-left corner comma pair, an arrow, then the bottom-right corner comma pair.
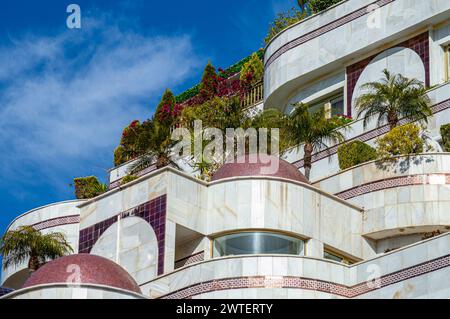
355,69 -> 431,129
0,226 -> 72,270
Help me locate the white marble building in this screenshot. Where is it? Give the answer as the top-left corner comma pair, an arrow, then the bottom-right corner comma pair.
1,0 -> 450,299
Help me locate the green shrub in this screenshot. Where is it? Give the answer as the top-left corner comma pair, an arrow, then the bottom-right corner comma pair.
440,123 -> 450,152
308,0 -> 343,13
114,146 -> 127,166
199,62 -> 218,101
120,174 -> 138,186
155,89 -> 176,116
240,53 -> 264,85
376,124 -> 424,159
175,84 -> 200,104
337,141 -> 377,170
174,50 -> 264,104
73,176 -> 107,199
264,7 -> 307,45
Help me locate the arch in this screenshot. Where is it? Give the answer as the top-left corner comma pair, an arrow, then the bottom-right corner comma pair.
351,47 -> 426,116
91,217 -> 158,285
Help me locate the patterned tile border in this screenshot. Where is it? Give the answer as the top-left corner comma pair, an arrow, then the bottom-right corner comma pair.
346,32 -> 429,115
108,164 -> 158,190
265,0 -> 395,68
293,98 -> 450,168
334,174 -> 450,200
31,215 -> 80,231
160,254 -> 450,299
78,194 -> 167,275
175,252 -> 205,269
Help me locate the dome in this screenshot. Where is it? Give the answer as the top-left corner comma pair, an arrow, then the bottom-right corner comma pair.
211,154 -> 309,184
23,254 -> 141,294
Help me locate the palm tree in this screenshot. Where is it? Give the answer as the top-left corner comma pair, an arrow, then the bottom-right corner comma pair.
287,103 -> 345,180
355,69 -> 432,130
129,119 -> 178,174
0,226 -> 73,272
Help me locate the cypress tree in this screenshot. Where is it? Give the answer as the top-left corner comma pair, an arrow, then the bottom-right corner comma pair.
199,61 -> 218,101
155,88 -> 175,116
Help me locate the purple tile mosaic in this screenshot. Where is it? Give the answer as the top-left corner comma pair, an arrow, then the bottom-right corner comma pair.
347,32 -> 430,115
78,194 -> 167,275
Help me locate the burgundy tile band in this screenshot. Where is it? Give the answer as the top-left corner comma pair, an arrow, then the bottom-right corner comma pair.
32,215 -> 80,231
265,0 -> 396,68
109,164 -> 158,190
335,174 -> 450,200
347,32 -> 430,115
78,194 -> 167,275
293,98 -> 450,169
175,252 -> 205,269
160,254 -> 450,299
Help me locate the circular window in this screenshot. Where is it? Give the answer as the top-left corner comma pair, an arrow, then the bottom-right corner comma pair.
213,232 -> 304,257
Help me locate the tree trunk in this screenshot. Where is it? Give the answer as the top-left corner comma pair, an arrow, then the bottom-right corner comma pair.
387,112 -> 399,130
303,143 -> 313,180
28,255 -> 40,272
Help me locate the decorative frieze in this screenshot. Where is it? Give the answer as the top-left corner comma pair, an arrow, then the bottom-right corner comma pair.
161,254 -> 450,299
31,215 -> 80,231
265,0 -> 396,69
335,174 -> 450,200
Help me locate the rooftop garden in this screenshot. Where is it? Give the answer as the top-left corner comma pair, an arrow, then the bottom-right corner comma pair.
71,1 -> 445,199
264,0 -> 344,45
175,49 -> 264,105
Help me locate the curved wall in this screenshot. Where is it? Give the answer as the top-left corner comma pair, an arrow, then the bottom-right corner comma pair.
91,217 -> 159,285
206,179 -> 365,259
351,47 -> 425,115
141,232 -> 450,299
264,0 -> 450,110
313,153 -> 450,240
1,200 -> 84,288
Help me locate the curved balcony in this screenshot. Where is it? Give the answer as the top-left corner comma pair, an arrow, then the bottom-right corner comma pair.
1,200 -> 84,289
205,177 -> 364,259
313,153 -> 450,239
140,232 -> 450,299
264,0 -> 450,110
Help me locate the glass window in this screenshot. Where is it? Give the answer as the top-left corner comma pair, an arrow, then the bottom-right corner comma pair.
213,232 -> 304,257
308,101 -> 325,115
330,95 -> 344,116
307,92 -> 344,116
446,45 -> 450,82
324,250 -> 354,264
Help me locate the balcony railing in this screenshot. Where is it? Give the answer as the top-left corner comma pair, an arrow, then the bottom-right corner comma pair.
241,81 -> 263,108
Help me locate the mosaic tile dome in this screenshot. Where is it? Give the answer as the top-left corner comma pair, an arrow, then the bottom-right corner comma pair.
23,254 -> 141,294
211,154 -> 309,184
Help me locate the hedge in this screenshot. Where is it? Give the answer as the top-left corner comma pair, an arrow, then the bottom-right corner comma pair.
120,174 -> 138,186
337,141 -> 377,170
376,124 -> 424,159
73,176 -> 107,199
175,49 -> 264,104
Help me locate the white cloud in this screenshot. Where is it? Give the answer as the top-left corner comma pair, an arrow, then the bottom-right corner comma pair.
0,15 -> 201,195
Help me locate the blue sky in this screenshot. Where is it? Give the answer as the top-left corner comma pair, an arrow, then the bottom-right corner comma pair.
0,0 -> 293,233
